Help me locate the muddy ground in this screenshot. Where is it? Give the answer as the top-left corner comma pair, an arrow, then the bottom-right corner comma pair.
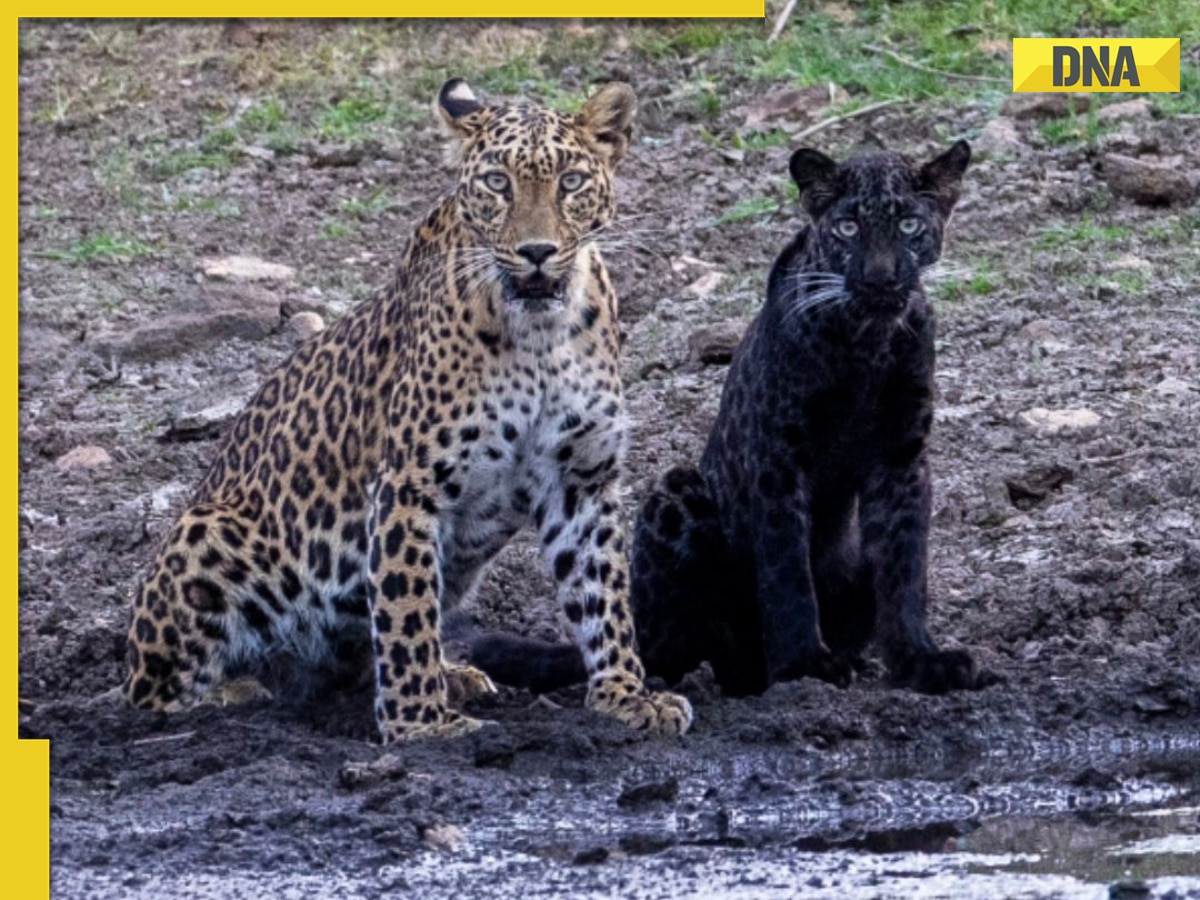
17,19 -> 1200,899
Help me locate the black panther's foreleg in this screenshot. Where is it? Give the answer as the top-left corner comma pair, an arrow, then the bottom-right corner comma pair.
860,457 -> 976,693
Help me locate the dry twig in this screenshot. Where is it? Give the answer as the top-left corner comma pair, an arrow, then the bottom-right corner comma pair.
863,43 -> 1008,85
790,99 -> 903,142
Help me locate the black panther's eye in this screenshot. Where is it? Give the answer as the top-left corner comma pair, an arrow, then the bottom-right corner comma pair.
898,216 -> 924,236
482,172 -> 510,193
559,171 -> 586,192
833,219 -> 859,239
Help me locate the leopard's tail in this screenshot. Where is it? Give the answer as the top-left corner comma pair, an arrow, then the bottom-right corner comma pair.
466,633 -> 588,694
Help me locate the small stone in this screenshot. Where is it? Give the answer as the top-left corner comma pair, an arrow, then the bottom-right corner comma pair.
1017,407 -> 1101,435
617,776 -> 680,810
1101,153 -> 1195,206
338,752 -> 406,789
287,311 -> 325,343
572,846 -> 609,865
200,255 -> 295,282
1000,93 -> 1090,120
420,823 -> 465,853
688,320 -> 746,366
1107,254 -> 1153,276
54,445 -> 112,471
1110,879 -> 1152,898
164,391 -> 254,442
973,117 -> 1025,158
683,271 -> 726,299
1096,99 -> 1152,123
739,84 -> 843,127
618,832 -> 677,856
1152,376 -> 1193,397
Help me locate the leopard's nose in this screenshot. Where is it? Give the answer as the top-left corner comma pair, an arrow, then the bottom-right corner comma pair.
516,242 -> 558,267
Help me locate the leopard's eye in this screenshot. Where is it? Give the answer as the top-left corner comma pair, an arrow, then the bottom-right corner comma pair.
833,219 -> 859,239
560,171 -> 586,192
482,172 -> 510,193
898,216 -> 923,236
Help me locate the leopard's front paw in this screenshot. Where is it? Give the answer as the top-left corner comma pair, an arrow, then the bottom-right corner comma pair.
444,662 -> 498,705
586,674 -> 693,735
381,708 -> 493,744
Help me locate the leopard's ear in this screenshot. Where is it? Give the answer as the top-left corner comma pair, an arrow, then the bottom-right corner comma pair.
435,78 -> 485,137
918,139 -> 971,218
576,82 -> 637,165
789,148 -> 839,217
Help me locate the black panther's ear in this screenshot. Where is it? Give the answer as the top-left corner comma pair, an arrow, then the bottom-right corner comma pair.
918,139 -> 971,218
788,147 -> 839,217
435,78 -> 484,137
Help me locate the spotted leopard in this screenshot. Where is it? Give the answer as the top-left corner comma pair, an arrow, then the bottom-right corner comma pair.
123,78 -> 693,743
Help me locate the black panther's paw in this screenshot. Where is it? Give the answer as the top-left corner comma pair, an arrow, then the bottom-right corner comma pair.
889,648 -> 978,695
775,648 -> 854,689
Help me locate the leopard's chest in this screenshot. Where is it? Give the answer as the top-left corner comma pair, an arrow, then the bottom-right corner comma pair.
432,341 -> 626,599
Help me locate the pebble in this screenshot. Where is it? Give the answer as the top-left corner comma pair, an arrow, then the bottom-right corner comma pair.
1101,153 -> 1195,206
1017,407 -> 1101,435
287,311 -> 326,343
54,445 -> 112,472
200,255 -> 295,282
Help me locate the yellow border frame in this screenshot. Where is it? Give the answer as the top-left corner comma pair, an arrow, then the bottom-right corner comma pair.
12,18 -> 50,900
14,12 -> 768,897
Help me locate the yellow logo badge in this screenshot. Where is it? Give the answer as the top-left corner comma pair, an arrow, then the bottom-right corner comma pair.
1012,38 -> 1180,92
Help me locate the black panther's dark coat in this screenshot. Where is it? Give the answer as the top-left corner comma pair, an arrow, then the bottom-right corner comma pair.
471,141 -> 979,698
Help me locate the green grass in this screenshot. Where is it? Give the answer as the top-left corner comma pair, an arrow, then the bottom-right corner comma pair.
339,190 -> 392,218
240,98 -> 288,134
732,129 -> 792,152
321,221 -> 352,239
43,233 -> 151,263
149,148 -> 234,179
1037,217 -> 1132,249
627,1 -> 1199,111
319,97 -> 388,139
715,197 -> 780,225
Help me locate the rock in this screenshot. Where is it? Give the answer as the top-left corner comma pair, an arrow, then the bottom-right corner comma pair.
688,320 -> 746,366
150,482 -> 191,513
571,846 -> 609,865
1016,319 -> 1071,353
1101,153 -> 1195,206
164,389 -> 256,442
1096,99 -> 1152,123
287,311 -> 325,343
670,255 -> 718,276
617,776 -> 679,810
1005,464 -> 1075,510
618,832 -> 677,855
338,752 -> 406,788
1000,93 -> 1090,120
304,140 -> 382,168
419,823 -> 465,853
1107,254 -> 1153,276
682,270 -> 726,299
19,323 -> 74,377
200,255 -> 295,282
88,284 -> 282,363
973,117 -> 1025,159
739,84 -> 843,127
1017,407 -> 1101,435
54,445 -> 112,472
1152,376 -> 1194,398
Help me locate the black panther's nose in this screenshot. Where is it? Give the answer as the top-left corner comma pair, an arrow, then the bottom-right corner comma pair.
862,252 -> 896,287
516,242 -> 558,267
